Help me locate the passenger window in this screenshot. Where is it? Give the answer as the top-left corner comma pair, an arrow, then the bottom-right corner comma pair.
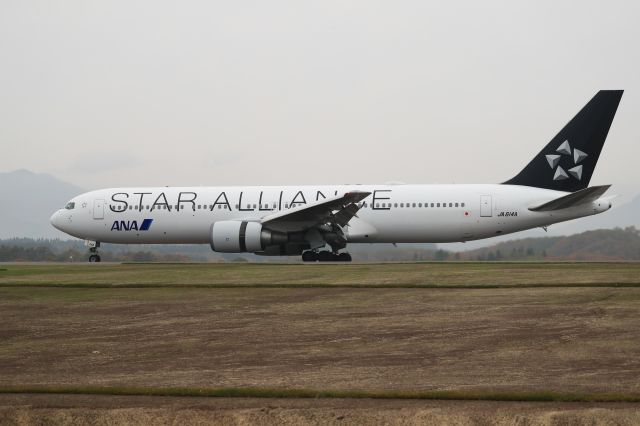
412,203 -> 416,208
462,202 -> 465,207
400,203 -> 404,207
128,205 -> 132,210
449,203 -> 452,207
418,203 -> 422,207
431,203 -> 434,207
437,203 -> 440,207
455,203 -> 459,207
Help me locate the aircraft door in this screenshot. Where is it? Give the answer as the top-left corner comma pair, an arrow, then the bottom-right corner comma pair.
480,195 -> 492,217
93,199 -> 105,220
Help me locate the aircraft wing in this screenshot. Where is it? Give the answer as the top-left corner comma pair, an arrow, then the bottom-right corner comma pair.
529,185 -> 611,212
260,191 -> 371,232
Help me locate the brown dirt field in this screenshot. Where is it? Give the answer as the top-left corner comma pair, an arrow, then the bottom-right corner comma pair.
1,286 -> 640,393
2,394 -> 640,425
3,263 -> 640,424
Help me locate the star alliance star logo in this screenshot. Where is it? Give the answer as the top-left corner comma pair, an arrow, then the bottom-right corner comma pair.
545,140 -> 587,181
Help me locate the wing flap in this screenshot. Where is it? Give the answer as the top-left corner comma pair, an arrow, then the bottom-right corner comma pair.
529,185 -> 611,212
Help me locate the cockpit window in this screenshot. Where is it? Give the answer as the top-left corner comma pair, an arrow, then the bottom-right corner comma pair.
65,202 -> 75,210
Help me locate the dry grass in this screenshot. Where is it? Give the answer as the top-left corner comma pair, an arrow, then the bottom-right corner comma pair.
1,262 -> 640,287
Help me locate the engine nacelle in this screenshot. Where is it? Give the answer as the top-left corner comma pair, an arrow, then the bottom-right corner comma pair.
210,221 -> 289,253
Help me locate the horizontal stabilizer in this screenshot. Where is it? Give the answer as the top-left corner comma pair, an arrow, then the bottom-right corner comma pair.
529,185 -> 611,212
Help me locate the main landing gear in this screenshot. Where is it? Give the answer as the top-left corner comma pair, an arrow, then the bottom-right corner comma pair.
302,250 -> 352,262
87,241 -> 101,263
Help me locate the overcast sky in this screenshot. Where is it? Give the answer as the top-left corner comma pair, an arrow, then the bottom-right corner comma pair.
1,1 -> 638,197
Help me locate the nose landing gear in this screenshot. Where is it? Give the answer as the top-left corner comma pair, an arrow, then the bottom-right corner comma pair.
86,241 -> 101,263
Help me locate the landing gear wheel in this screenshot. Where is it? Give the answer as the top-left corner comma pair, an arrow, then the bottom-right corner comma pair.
338,252 -> 352,262
87,242 -> 101,263
318,251 -> 332,262
302,251 -> 318,262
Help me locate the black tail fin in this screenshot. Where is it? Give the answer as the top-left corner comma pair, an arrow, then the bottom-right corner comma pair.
504,90 -> 623,192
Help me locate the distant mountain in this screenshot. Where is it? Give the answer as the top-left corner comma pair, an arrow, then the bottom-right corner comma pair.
550,194 -> 640,234
456,227 -> 640,261
0,170 -> 84,238
2,229 -> 638,262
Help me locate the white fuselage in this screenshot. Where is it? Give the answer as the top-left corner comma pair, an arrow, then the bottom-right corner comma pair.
50,184 -> 611,245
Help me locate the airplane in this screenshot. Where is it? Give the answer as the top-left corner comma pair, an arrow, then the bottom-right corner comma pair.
51,90 -> 623,262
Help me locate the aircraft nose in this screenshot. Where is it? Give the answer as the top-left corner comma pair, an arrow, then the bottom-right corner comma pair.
50,210 -> 63,231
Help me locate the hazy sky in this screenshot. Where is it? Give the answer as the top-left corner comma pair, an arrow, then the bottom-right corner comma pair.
1,1 -> 638,196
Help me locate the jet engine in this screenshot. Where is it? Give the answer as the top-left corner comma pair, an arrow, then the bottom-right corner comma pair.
210,220 -> 304,254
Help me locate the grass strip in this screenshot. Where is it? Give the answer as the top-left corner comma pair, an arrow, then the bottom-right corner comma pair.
1,282 -> 640,289
1,386 -> 640,403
